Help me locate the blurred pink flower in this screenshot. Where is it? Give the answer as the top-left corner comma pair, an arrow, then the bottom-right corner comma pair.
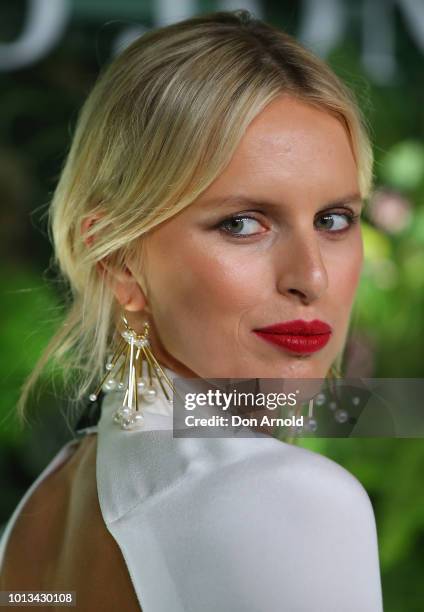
368,188 -> 412,234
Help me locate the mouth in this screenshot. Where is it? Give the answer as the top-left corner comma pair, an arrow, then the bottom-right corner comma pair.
252,319 -> 332,355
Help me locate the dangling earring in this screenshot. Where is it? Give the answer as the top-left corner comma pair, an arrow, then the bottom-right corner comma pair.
327,363 -> 342,379
323,361 -> 359,425
89,311 -> 175,430
304,362 -> 347,432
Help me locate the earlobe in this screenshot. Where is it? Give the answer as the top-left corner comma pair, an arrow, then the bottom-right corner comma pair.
119,283 -> 148,312
82,213 -> 148,313
103,265 -> 148,313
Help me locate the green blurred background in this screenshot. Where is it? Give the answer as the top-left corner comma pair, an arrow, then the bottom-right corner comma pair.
0,1 -> 423,609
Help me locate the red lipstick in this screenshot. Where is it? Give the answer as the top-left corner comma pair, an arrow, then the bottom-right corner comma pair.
253,319 -> 332,354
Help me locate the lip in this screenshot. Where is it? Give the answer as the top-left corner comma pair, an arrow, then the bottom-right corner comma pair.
252,319 -> 332,354
254,319 -> 332,335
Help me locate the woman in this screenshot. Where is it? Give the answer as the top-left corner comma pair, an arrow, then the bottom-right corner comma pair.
0,10 -> 384,611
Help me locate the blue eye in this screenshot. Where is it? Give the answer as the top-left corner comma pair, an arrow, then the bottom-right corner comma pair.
314,212 -> 358,232
218,216 -> 264,237
217,211 -> 359,239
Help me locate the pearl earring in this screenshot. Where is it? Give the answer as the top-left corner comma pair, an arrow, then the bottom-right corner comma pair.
89,311 -> 175,430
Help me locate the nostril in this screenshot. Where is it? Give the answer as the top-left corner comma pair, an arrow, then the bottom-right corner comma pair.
288,288 -> 306,297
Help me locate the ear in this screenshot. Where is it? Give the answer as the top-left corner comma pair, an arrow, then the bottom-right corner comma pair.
81,214 -> 148,313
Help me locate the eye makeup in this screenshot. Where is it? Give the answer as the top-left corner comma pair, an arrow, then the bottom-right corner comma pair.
213,207 -> 361,240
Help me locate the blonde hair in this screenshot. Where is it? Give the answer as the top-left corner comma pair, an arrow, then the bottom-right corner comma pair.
17,9 -> 374,421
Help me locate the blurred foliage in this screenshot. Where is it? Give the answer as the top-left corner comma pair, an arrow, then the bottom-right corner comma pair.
355,152 -> 424,378
0,264 -> 59,445
0,3 -> 423,611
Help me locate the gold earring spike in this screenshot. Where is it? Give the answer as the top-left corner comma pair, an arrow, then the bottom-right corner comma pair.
89,312 -> 175,430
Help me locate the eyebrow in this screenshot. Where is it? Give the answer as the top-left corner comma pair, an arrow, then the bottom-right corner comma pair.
202,193 -> 363,211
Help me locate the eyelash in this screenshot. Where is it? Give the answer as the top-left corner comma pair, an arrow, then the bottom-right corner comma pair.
216,210 -> 360,239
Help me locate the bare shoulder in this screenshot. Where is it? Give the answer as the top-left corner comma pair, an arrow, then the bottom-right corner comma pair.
0,435 -> 93,588
1,434 -> 140,609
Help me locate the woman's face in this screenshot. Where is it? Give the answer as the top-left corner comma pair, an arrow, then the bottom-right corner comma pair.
125,94 -> 364,379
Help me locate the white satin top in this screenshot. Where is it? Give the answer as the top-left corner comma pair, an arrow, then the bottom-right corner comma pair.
0,366 -> 384,610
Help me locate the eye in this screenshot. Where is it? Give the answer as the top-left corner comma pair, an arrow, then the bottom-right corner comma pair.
315,211 -> 359,232
215,209 -> 360,240
217,215 -> 265,238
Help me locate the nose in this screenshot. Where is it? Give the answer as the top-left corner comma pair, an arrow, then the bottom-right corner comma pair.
276,231 -> 328,304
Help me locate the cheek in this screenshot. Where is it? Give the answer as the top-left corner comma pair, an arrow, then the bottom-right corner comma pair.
328,233 -> 363,313
178,242 -> 265,314
148,235 -> 266,332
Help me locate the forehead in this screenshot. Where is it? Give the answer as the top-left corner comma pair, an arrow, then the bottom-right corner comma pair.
201,94 -> 358,201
